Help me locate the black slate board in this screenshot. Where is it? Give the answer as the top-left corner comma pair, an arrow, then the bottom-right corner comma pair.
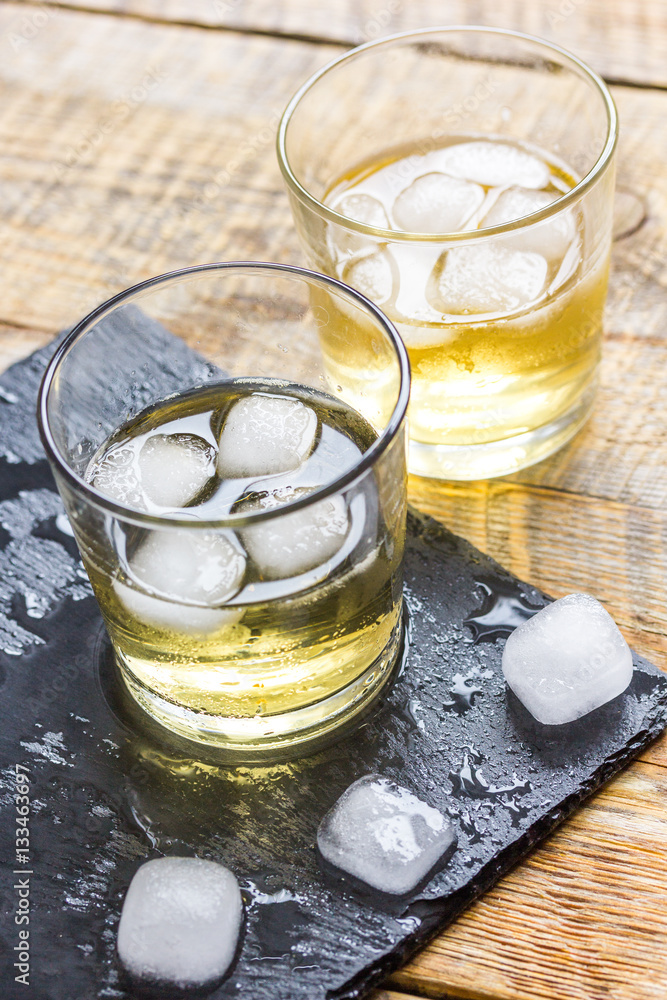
1,336 -> 666,1000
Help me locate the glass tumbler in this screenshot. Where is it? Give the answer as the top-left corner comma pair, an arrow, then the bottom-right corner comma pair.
38,262 -> 410,758
277,27 -> 618,480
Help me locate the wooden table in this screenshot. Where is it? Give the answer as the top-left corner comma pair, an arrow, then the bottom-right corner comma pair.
1,1 -> 666,997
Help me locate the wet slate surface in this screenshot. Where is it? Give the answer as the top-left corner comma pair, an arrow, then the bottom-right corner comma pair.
1,337 -> 666,1000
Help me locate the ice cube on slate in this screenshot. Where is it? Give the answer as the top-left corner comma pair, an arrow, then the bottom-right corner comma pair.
437,244 -> 548,315
241,487 -> 349,580
502,593 -> 634,725
392,172 -> 484,233
317,774 -> 456,895
433,140 -> 550,189
218,393 -> 318,477
114,529 -> 246,634
137,433 -> 216,508
482,186 -> 575,259
343,250 -> 395,306
117,857 -> 242,987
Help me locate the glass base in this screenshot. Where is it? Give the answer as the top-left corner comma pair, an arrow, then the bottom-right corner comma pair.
114,618 -> 405,762
408,390 -> 595,481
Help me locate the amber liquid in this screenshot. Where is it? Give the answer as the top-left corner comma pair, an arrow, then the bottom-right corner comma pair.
83,381 -> 404,748
318,135 -> 608,479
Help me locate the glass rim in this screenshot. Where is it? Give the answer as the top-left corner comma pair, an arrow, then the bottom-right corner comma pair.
37,260 -> 411,529
277,24 -> 619,244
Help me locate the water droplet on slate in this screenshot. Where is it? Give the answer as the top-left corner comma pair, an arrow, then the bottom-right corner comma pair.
456,808 -> 482,845
449,750 -> 532,802
251,899 -> 306,961
0,386 -> 18,404
443,672 -> 482,714
504,797 -> 532,827
465,578 -> 544,643
397,696 -> 423,734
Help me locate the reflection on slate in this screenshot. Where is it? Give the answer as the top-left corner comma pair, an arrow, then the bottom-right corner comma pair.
1,333 -> 666,1000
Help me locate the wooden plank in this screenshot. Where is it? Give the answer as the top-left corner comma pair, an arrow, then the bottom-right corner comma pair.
369,992 -> 428,1000
0,4 -> 337,328
0,6 -> 666,513
32,0 -> 667,88
509,327 -> 667,511
0,8 -> 665,706
0,9 -> 664,658
1,9 -> 667,1000
407,474 -> 667,769
408,477 -> 667,666
388,760 -> 667,1000
511,102 -> 667,508
0,323 -> 52,373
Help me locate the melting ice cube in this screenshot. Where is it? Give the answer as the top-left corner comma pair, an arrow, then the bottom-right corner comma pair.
241,487 -> 349,580
117,857 -> 243,987
437,244 -> 548,315
329,192 -> 391,258
335,192 -> 389,229
343,250 -> 395,306
90,440 -> 146,510
502,593 -> 634,725
114,528 -> 246,634
432,141 -> 550,189
392,172 -> 484,234
393,321 -> 457,350
390,243 -> 450,326
218,394 -> 318,478
317,774 -> 456,895
482,186 -> 575,260
138,433 -> 216,508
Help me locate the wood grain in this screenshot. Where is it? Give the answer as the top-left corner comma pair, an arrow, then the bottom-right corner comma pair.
0,6 -> 666,510
32,0 -> 667,88
389,762 -> 667,1000
369,992 -> 429,1000
0,323 -> 52,372
1,6 -> 664,651
409,475 -> 667,658
0,4 -> 336,326
1,5 -> 667,1000
408,471 -> 667,772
